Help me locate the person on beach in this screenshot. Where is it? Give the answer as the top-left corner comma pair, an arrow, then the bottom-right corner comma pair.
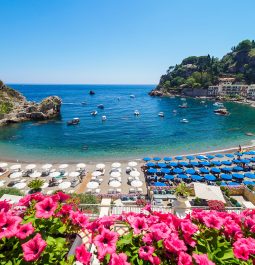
239,145 -> 242,152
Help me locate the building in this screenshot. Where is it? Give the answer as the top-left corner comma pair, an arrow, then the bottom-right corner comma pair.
208,85 -> 221,97
208,83 -> 249,98
218,77 -> 235,85
247,84 -> 255,100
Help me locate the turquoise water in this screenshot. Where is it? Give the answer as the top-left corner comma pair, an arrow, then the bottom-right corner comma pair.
0,84 -> 255,162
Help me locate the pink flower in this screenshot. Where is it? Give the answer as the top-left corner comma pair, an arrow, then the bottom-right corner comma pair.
151,256 -> 161,265
109,253 -> 130,265
35,197 -> 58,218
233,237 -> 255,260
0,200 -> 10,212
138,246 -> 154,261
180,221 -> 198,236
149,223 -> 172,240
143,204 -> 151,213
203,214 -> 223,230
52,192 -> 70,203
22,233 -> 47,262
193,254 -> 215,265
129,217 -> 148,234
164,234 -> 187,254
16,222 -> 34,240
70,210 -> 89,228
75,245 -> 91,265
178,252 -> 192,265
0,214 -> 21,239
93,228 -> 118,260
0,210 -> 7,227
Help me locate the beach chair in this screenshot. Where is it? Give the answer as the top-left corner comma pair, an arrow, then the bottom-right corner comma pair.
129,188 -> 135,194
137,188 -> 143,193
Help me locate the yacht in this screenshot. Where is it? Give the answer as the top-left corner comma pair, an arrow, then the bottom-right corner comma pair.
67,118 -> 80,126
91,111 -> 97,116
97,104 -> 104,109
134,110 -> 140,116
214,108 -> 230,116
158,112 -> 164,117
180,118 -> 189,123
102,116 -> 107,121
81,101 -> 87,105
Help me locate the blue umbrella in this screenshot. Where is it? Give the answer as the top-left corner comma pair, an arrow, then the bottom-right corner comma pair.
205,174 -> 216,181
164,175 -> 175,180
190,161 -> 199,167
153,157 -> 161,161
222,160 -> 232,166
200,161 -> 210,166
244,173 -> 255,179
146,162 -> 155,167
200,168 -> 209,174
234,152 -> 243,156
228,182 -> 240,186
220,181 -> 227,186
191,175 -> 203,181
233,159 -> 242,164
221,174 -> 232,180
169,162 -> 178,167
186,155 -> 195,160
148,168 -> 157,174
250,158 -> 255,162
175,156 -> 183,160
239,159 -> 250,164
154,182 -> 167,186
212,161 -> 222,166
233,173 -> 244,179
186,168 -> 196,174
248,151 -> 255,155
164,157 -> 172,161
243,181 -> 255,185
179,161 -> 189,167
173,168 -> 183,174
158,163 -> 167,168
206,155 -> 215,160
178,174 -> 188,179
161,168 -> 170,174
233,166 -> 243,172
211,168 -> 221,174
225,154 -> 234,158
215,154 -> 224,158
196,155 -> 207,160
243,151 -> 250,155
221,167 -> 232,172
143,157 -> 151,162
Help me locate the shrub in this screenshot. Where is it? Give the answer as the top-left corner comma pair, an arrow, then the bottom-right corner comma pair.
71,193 -> 100,214
28,179 -> 44,193
175,183 -> 190,197
0,187 -> 24,197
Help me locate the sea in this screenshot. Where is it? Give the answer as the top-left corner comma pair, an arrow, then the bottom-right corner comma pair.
0,84 -> 255,163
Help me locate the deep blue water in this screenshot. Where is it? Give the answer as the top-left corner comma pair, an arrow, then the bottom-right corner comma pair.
0,84 -> 255,162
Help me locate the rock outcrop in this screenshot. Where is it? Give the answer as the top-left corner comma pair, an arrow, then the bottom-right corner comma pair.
0,81 -> 62,126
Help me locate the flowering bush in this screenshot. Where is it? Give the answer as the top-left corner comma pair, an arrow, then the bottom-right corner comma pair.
207,200 -> 225,211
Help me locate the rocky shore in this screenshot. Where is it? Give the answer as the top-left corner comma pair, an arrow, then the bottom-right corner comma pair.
0,81 -> 62,126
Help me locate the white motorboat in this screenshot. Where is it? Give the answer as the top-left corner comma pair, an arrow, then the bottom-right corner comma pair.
102,116 -> 107,121
158,112 -> 164,117
180,118 -> 189,123
91,111 -> 97,116
81,101 -> 87,105
134,110 -> 140,116
173,110 -> 177,113
213,102 -> 224,107
181,98 -> 186,101
179,103 -> 188,108
130,95 -> 135,98
67,118 -> 80,126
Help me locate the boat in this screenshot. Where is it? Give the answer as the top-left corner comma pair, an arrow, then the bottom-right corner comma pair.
158,112 -> 164,117
181,98 -> 186,101
130,95 -> 135,98
246,132 -> 254,136
91,111 -> 97,116
89,90 -> 95,95
134,110 -> 140,116
179,103 -> 188,108
213,102 -> 224,107
67,118 -> 80,126
201,101 -> 205,104
173,110 -> 177,113
97,104 -> 104,109
180,118 -> 189,123
214,108 -> 230,116
81,101 -> 87,105
102,115 -> 107,121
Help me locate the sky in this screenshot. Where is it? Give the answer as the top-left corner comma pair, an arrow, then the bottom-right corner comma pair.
1,0 -> 255,84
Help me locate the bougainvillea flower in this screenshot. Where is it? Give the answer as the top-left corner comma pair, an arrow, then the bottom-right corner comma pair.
16,222 -> 34,240
75,245 -> 91,265
35,197 -> 58,218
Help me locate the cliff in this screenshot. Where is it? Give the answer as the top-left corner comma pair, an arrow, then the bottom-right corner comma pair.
0,81 -> 62,126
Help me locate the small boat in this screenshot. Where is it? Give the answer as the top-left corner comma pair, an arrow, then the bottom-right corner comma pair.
181,98 -> 186,101
158,112 -> 164,117
67,118 -> 80,126
179,103 -> 188,108
180,118 -> 189,123
134,110 -> 140,116
81,101 -> 87,105
214,108 -> 230,116
246,132 -> 254,136
102,115 -> 107,121
173,110 -> 177,113
89,90 -> 95,95
91,111 -> 97,116
201,101 -> 205,104
213,102 -> 224,107
130,95 -> 135,98
97,104 -> 104,109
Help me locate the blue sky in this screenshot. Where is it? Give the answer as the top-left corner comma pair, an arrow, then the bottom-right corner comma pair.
1,0 -> 255,84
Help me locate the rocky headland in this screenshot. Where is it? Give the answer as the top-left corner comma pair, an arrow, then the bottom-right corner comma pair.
0,81 -> 62,126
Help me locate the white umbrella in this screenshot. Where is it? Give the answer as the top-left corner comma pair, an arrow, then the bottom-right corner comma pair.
41,182 -> 49,189
49,171 -> 61,178
30,172 -> 42,178
77,163 -> 86,169
131,180 -> 143,188
59,181 -> 71,189
111,171 -> 121,178
109,180 -> 121,188
10,164 -> 21,170
128,161 -> 138,167
0,162 -> 8,168
9,172 -> 23,179
112,162 -> 121,168
69,171 -> 80,178
92,171 -> 102,177
13,182 -> 26,189
59,164 -> 69,169
25,164 -> 36,170
96,163 -> 105,169
130,171 -> 140,178
42,164 -> 52,170
87,181 -> 99,189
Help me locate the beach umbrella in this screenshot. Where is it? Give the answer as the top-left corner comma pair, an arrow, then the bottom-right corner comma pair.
179,161 -> 189,167
228,182 -> 240,186
109,180 -> 121,188
148,168 -> 157,174
160,168 -> 170,174
92,171 -> 102,177
49,171 -> 61,178
131,180 -> 143,188
222,161 -> 232,166
186,168 -> 196,175
111,171 -> 121,178
59,182 -> 71,189
220,182 -> 227,186
154,182 -> 167,186
112,162 -> 121,168
42,164 -> 52,170
239,159 -> 250,164
200,161 -> 210,166
30,172 -> 41,178
146,162 -> 155,167
153,157 -> 161,161
200,168 -> 209,174
13,182 -> 26,190
233,159 -> 242,164
128,161 -> 138,167
87,181 -> 99,189
10,164 -> 21,170
0,162 -> 8,168
59,164 -> 69,169
9,172 -> 22,179
234,152 -> 243,156
206,155 -> 215,160
248,151 -> 255,155
143,157 -> 151,162
77,163 -> 86,169
233,173 -> 244,179
212,161 -> 222,166
233,166 -> 243,172
215,154 -> 224,158
221,167 -> 232,172
243,181 -> 255,185
69,172 -> 80,178
196,155 -> 207,160
186,155 -> 195,160
25,164 -> 36,170
211,168 -> 221,174
221,174 -> 232,180
175,156 -> 183,160
173,168 -> 183,174
96,163 -> 105,169
41,182 -> 49,189
243,151 -> 251,155
164,175 -> 174,180
178,174 -> 188,179
250,158 -> 255,162
164,157 -> 172,161
130,171 -> 140,178
191,175 -> 203,181
244,173 -> 255,179
205,174 -> 216,181
190,161 -> 199,167
225,154 -> 234,158
158,163 -> 167,168
169,162 -> 178,167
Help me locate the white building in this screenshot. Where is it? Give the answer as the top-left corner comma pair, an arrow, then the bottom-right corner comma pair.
221,84 -> 248,97
247,84 -> 255,100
